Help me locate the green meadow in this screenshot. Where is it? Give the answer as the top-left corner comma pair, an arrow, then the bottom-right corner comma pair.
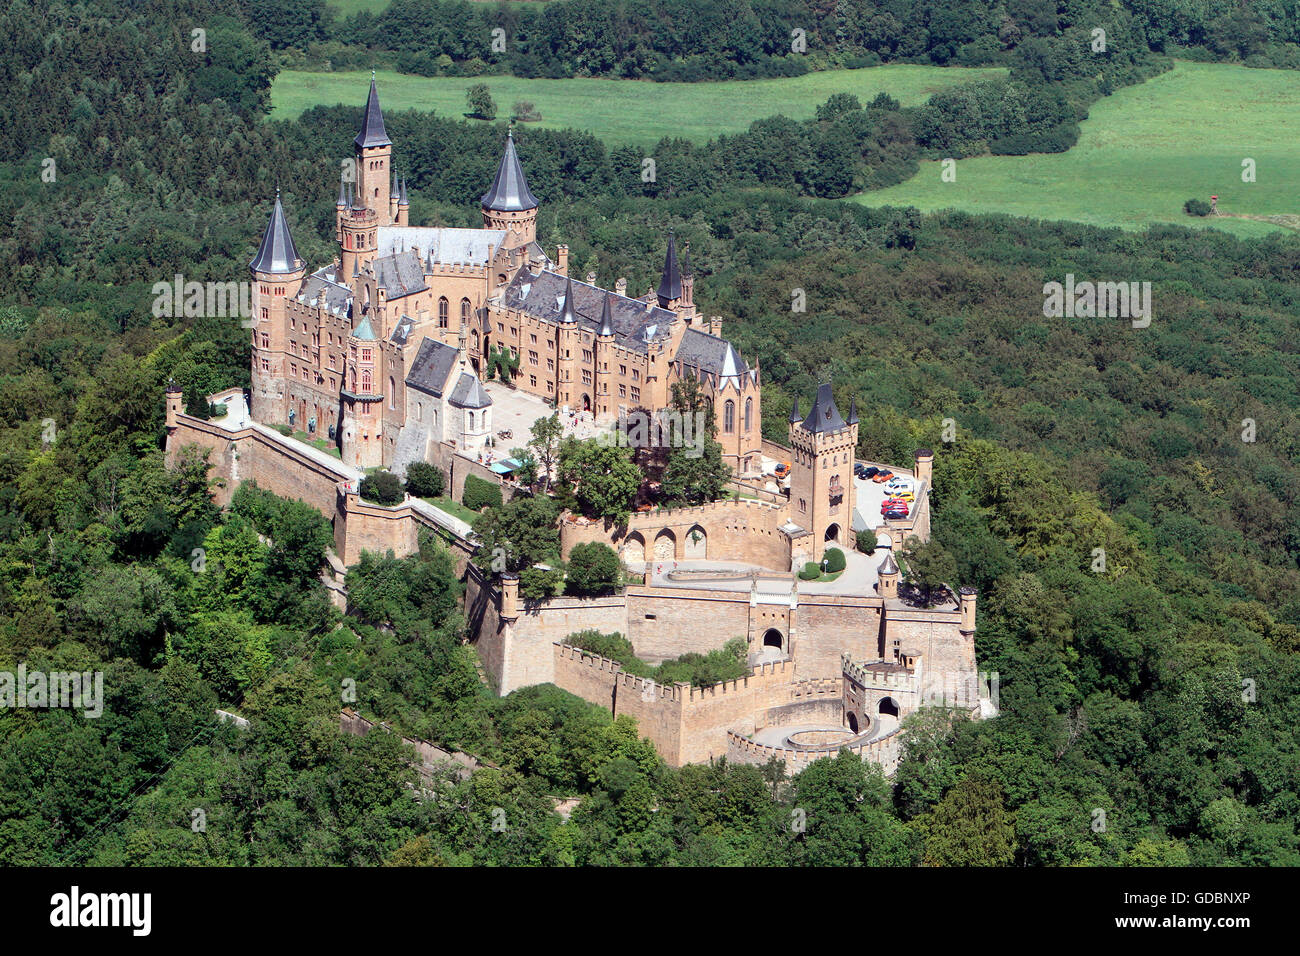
271,64 -> 1007,149
858,61 -> 1300,237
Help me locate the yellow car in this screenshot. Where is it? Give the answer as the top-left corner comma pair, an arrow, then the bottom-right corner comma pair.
888,490 -> 915,503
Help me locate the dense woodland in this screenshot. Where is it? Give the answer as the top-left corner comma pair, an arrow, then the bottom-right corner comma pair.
1,0 -> 1299,865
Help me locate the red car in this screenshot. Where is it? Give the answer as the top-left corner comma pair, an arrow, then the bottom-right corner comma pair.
871,470 -> 894,483
881,499 -> 909,518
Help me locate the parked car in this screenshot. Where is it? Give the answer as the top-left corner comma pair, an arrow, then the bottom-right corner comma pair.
774,461 -> 791,478
883,507 -> 909,521
881,499 -> 909,517
884,476 -> 914,491
872,470 -> 894,483
861,465 -> 879,479
889,490 -> 916,503
854,463 -> 868,479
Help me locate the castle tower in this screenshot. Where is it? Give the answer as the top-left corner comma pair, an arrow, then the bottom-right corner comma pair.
556,272 -> 583,411
914,447 -> 933,488
341,314 -> 384,469
354,75 -> 394,225
595,292 -> 615,419
481,129 -> 539,246
877,551 -> 899,600
164,378 -> 183,449
788,383 -> 858,563
340,190 -> 378,281
249,190 -> 306,425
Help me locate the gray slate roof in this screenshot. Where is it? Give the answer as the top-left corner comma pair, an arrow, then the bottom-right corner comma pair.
373,249 -> 427,300
298,270 -> 353,316
250,193 -> 301,275
675,327 -> 748,378
354,78 -> 392,149
449,372 -> 492,409
802,383 -> 847,434
405,338 -> 460,397
481,131 -> 538,211
376,226 -> 506,266
502,269 -> 675,353
657,232 -> 682,303
390,314 -> 414,346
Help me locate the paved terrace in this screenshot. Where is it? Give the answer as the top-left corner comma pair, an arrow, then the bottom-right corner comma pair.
641,548 -> 890,597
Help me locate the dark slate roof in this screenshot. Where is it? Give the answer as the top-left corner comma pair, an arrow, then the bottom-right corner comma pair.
373,249 -> 427,300
298,270 -> 353,316
481,130 -> 538,211
789,398 -> 801,423
675,327 -> 747,378
847,395 -> 859,424
559,274 -> 577,323
390,314 -> 414,346
405,337 -> 460,397
597,293 -> 615,336
354,77 -> 392,149
802,383 -> 847,434
250,193 -> 301,275
501,269 -> 675,353
399,177 -> 408,205
657,231 -> 682,303
878,551 -> 899,575
449,372 -> 492,409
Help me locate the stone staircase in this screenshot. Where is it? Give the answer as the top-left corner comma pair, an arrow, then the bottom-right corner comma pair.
390,421 -> 429,479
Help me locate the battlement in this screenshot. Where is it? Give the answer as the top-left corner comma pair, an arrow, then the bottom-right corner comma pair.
725,726 -> 903,774
842,653 -> 918,692
685,658 -> 795,703
630,497 -> 784,525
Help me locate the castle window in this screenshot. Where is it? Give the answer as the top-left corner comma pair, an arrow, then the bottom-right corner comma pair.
619,365 -> 626,376
362,370 -> 371,392
630,387 -> 640,402
261,308 -> 269,321
529,350 -> 538,366
582,370 -> 592,386
632,370 -> 640,382
619,384 -> 626,398
724,400 -> 735,433
438,297 -> 448,328
582,349 -> 593,364
361,348 -> 372,362
530,375 -> 537,387
744,398 -> 752,432
462,298 -> 472,325
388,377 -> 395,409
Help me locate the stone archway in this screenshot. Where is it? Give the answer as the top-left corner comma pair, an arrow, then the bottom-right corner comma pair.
762,628 -> 783,649
581,393 -> 592,412
653,529 -> 676,561
622,532 -> 646,564
878,697 -> 899,718
846,712 -> 859,734
684,524 -> 707,559
825,522 -> 841,544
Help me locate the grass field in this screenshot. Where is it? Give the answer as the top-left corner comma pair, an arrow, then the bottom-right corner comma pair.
857,61 -> 1300,237
271,64 -> 1007,148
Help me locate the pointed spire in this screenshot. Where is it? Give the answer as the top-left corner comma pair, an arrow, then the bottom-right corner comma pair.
390,176 -> 400,200
354,75 -> 392,149
847,396 -> 858,425
657,230 -> 682,304
597,292 -> 615,337
481,128 -> 539,212
789,397 -> 801,423
250,191 -> 301,275
559,273 -> 578,324
802,383 -> 847,434
398,176 -> 409,206
879,551 -> 899,576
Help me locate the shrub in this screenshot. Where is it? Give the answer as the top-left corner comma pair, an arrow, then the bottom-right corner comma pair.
856,530 -> 878,553
566,542 -> 622,595
462,473 -> 503,511
360,471 -> 405,506
798,562 -> 821,580
824,547 -> 846,573
1184,198 -> 1211,217
404,462 -> 445,498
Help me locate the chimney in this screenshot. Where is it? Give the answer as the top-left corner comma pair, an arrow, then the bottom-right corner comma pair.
615,277 -> 627,297
557,245 -> 569,276
585,271 -> 597,285
709,314 -> 722,337
914,448 -> 934,488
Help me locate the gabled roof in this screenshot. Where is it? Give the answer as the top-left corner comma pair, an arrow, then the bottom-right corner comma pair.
481,130 -> 538,212
406,337 -> 460,397
390,314 -> 414,346
801,383 -> 847,434
501,269 -> 676,354
250,192 -> 301,275
674,328 -> 750,386
449,372 -> 492,409
354,77 -> 392,149
657,231 -> 682,303
372,249 -> 427,300
298,269 -> 353,316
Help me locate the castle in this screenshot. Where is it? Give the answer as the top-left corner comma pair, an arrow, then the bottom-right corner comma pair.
248,78 -> 763,474
164,80 -> 988,776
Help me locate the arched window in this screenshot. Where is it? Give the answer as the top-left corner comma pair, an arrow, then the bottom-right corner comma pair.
724,400 -> 735,433
361,370 -> 372,392
438,297 -> 448,329
468,412 -> 475,430
744,398 -> 752,432
461,298 -> 471,326
388,376 -> 395,409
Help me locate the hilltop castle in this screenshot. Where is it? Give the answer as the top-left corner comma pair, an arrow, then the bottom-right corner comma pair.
248,78 -> 763,474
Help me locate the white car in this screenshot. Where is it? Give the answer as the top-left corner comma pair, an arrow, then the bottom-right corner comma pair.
884,477 -> 914,494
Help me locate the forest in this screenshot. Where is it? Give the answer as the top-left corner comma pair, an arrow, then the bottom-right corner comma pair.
1,0 -> 1298,865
